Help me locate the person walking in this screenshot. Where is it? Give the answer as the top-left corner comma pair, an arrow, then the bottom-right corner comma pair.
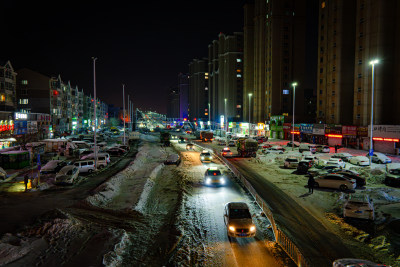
24,174 -> 29,191
334,145 -> 338,153
308,175 -> 315,194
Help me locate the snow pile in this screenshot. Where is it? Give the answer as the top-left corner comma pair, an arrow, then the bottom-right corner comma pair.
365,188 -> 400,202
86,143 -> 167,208
134,163 -> 164,213
0,234 -> 40,266
102,229 -> 131,267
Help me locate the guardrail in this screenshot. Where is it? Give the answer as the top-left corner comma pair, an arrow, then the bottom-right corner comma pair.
195,142 -> 310,267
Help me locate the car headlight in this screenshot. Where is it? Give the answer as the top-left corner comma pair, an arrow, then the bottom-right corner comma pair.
229,226 -> 235,232
201,156 -> 204,160
205,178 -> 211,184
250,226 -> 256,232
220,177 -> 225,184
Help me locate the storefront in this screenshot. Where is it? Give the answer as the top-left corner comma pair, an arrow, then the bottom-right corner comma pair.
270,115 -> 284,139
325,124 -> 342,147
312,124 -> 326,144
357,126 -> 368,150
342,126 -> 357,148
283,123 -> 292,140
367,125 -> 400,155
300,124 -> 313,143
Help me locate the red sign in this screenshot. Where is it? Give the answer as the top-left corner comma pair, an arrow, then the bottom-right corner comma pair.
326,134 -> 343,138
373,137 -> 400,142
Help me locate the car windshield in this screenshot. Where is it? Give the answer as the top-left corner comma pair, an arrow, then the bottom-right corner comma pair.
207,170 -> 221,176
230,208 -> 251,219
202,153 -> 211,156
286,158 -> 298,162
349,195 -> 368,203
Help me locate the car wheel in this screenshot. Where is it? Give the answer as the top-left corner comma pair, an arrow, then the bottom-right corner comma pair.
339,184 -> 348,191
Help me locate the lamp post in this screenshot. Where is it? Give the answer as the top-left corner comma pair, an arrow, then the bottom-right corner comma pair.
208,102 -> 211,129
224,98 -> 227,138
122,84 -> 126,146
248,93 -> 252,137
92,57 -> 98,170
369,59 -> 379,165
291,82 -> 297,151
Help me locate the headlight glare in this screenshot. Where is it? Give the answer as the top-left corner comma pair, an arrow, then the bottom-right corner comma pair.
229,226 -> 235,232
250,226 -> 256,232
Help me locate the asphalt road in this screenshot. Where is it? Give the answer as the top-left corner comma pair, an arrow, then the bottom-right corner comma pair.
174,143 -> 280,267
0,142 -> 138,235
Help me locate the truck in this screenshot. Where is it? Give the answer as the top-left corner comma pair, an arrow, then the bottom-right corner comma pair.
200,131 -> 213,142
237,138 -> 258,157
160,131 -> 171,146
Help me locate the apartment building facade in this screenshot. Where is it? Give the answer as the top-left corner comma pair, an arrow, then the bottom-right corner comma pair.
188,58 -> 208,121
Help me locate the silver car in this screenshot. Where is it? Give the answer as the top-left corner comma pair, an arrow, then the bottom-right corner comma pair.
314,174 -> 356,191
224,202 -> 256,238
284,157 -> 299,169
54,165 -> 79,185
343,194 -> 374,220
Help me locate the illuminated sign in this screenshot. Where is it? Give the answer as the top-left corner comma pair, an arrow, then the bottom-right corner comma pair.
290,131 -> 300,135
373,137 -> 400,142
325,134 -> 343,138
15,113 -> 28,120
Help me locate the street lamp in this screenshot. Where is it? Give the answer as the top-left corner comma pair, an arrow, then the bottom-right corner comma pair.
92,57 -> 98,170
208,102 -> 211,129
224,98 -> 227,138
291,82 -> 298,151
122,84 -> 126,146
369,59 -> 379,165
248,93 -> 252,137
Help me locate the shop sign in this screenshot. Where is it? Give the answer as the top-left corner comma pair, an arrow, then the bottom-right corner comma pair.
283,123 -> 292,131
357,126 -> 368,137
368,125 -> 400,139
250,123 -> 257,130
325,124 -> 342,135
342,126 -> 357,137
313,124 -> 325,135
15,121 -> 27,135
300,124 -> 313,134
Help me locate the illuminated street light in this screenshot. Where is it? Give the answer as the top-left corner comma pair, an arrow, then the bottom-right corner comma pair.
369,59 -> 379,165
291,82 -> 298,151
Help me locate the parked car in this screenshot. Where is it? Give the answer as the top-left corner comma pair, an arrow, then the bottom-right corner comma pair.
333,258 -> 389,267
204,167 -> 226,186
284,157 -> 299,169
54,165 -> 79,185
297,160 -> 314,174
384,164 -> 400,186
186,143 -> 195,150
331,153 -> 353,162
164,154 -> 181,165
309,145 -> 317,154
326,157 -> 346,168
334,170 -> 366,187
40,160 -> 69,175
307,165 -> 339,177
343,194 -> 375,220
228,140 -> 236,147
224,202 -> 256,238
314,174 -> 356,191
299,143 -> 312,153
74,160 -> 96,173
367,152 -> 392,164
221,147 -> 233,157
315,145 -> 330,153
286,141 -> 300,147
302,155 -> 319,164
349,156 -> 370,166
263,146 -> 285,154
106,147 -> 126,156
81,153 -> 111,164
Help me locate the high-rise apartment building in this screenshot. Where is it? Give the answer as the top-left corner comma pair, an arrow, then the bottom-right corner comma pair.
188,58 -> 208,121
178,73 -> 189,119
318,0 -> 400,125
245,0 -> 317,124
208,32 -> 244,123
0,60 -> 17,112
167,87 -> 180,119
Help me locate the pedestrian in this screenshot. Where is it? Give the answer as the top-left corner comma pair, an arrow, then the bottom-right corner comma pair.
334,145 -> 338,153
24,174 -> 29,191
308,175 -> 315,194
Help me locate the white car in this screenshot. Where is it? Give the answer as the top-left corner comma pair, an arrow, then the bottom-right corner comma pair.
74,160 -> 96,173
349,156 -> 370,166
302,155 -> 319,165
331,153 -> 353,162
367,152 -> 392,164
314,174 -> 356,191
326,157 -> 346,168
264,146 -> 284,154
54,165 -> 79,185
284,157 -> 299,169
343,194 -> 375,220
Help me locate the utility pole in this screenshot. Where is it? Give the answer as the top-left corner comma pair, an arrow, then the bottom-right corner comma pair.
122,84 -> 126,146
92,57 -> 98,169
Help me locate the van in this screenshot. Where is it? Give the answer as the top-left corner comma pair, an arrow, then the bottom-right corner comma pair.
74,160 -> 96,173
81,152 -> 111,164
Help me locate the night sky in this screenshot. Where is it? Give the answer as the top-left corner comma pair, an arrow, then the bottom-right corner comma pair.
1,1 -> 245,113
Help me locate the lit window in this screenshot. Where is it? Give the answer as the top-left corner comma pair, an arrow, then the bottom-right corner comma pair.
21,80 -> 28,85
19,99 -> 28,104
0,94 -> 5,101
237,74 -> 242,78
205,87 -> 208,90
237,69 -> 241,73
236,58 -> 242,62
283,90 -> 289,95
321,1 -> 325,8
236,105 -> 241,108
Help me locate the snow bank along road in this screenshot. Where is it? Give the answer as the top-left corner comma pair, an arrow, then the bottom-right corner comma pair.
169,141 -> 284,267
197,141 -> 353,267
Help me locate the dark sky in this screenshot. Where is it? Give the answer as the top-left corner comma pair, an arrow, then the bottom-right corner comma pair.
1,1 -> 245,113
